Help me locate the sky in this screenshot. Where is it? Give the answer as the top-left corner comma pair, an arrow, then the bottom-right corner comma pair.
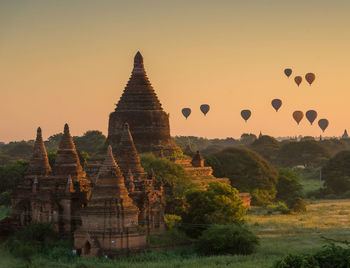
1,0 -> 349,142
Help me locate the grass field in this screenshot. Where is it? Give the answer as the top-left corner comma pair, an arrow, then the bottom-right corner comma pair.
1,199 -> 349,268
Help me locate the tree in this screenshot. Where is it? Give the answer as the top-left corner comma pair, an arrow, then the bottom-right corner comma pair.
0,161 -> 29,194
210,147 -> 278,205
197,225 -> 259,255
250,135 -> 280,162
276,168 -> 304,210
322,151 -> 350,195
240,133 -> 257,145
140,154 -> 192,214
278,140 -> 330,167
181,182 -> 246,237
73,130 -> 106,155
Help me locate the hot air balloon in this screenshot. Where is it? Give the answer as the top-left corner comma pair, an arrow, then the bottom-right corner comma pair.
305,73 -> 316,86
318,119 -> 329,132
200,104 -> 210,116
271,99 -> 282,112
182,108 -> 191,119
241,110 -> 251,122
293,111 -> 304,125
294,76 -> 302,86
306,110 -> 317,125
284,68 -> 292,78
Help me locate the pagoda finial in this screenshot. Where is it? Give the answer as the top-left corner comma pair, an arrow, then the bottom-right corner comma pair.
133,51 -> 144,74
37,127 -> 42,137
64,123 -> 69,135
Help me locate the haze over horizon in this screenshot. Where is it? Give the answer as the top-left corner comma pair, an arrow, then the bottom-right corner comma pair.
1,0 -> 349,142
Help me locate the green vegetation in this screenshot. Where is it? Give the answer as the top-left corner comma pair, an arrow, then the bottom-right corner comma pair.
196,225 -> 259,255
207,147 -> 278,205
140,154 -> 193,214
1,199 -> 349,267
276,168 -> 306,212
0,160 -> 28,194
278,140 -> 330,168
250,135 -> 280,162
274,242 -> 350,268
0,205 -> 11,220
322,150 -> 350,195
181,182 -> 246,237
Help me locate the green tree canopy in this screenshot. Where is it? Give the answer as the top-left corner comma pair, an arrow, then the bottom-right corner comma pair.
181,182 -> 246,237
322,150 -> 350,194
250,135 -> 280,162
0,160 -> 29,194
278,140 -> 330,167
208,147 -> 278,205
276,168 -> 303,208
140,154 -> 192,214
73,130 -> 106,155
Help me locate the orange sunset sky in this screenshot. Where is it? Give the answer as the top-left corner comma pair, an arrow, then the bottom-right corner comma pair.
1,0 -> 349,142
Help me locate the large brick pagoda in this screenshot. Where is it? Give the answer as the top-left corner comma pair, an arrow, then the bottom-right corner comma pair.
107,52 -> 180,157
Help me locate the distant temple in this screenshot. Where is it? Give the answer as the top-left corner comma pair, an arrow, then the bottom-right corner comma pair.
107,52 -> 180,157
342,129 -> 348,139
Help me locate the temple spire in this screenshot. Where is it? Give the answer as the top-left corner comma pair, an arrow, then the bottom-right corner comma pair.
53,124 -> 85,177
26,127 -> 52,176
91,146 -> 132,203
115,122 -> 145,179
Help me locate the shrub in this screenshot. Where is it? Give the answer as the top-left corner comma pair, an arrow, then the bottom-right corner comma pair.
196,225 -> 259,255
164,214 -> 182,230
0,191 -> 11,206
291,197 -> 307,213
274,243 -> 350,268
266,202 -> 290,215
181,182 -> 246,238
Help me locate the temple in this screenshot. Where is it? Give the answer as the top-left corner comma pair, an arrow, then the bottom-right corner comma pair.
9,122 -> 164,257
107,52 -> 180,157
11,125 -> 91,234
3,52 -> 250,257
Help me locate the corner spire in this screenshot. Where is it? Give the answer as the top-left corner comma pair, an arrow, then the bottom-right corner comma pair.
26,127 -> 52,176
115,122 -> 145,178
92,146 -> 131,202
53,124 -> 85,177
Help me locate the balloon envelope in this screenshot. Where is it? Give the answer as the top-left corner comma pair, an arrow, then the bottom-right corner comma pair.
318,119 -> 329,132
241,110 -> 251,122
306,110 -> 317,125
284,68 -> 292,78
271,99 -> 282,112
294,76 -> 302,86
305,73 -> 316,85
182,108 -> 191,119
293,111 -> 304,125
200,104 -> 210,116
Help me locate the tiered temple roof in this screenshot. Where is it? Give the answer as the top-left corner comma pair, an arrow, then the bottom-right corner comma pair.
108,52 -> 179,156
26,127 -> 52,176
115,123 -> 146,182
90,146 -> 136,210
53,124 -> 85,177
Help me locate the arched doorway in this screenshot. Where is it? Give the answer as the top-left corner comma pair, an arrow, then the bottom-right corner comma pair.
84,241 -> 91,256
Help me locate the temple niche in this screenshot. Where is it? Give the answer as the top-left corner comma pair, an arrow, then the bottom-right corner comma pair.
107,52 -> 180,157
